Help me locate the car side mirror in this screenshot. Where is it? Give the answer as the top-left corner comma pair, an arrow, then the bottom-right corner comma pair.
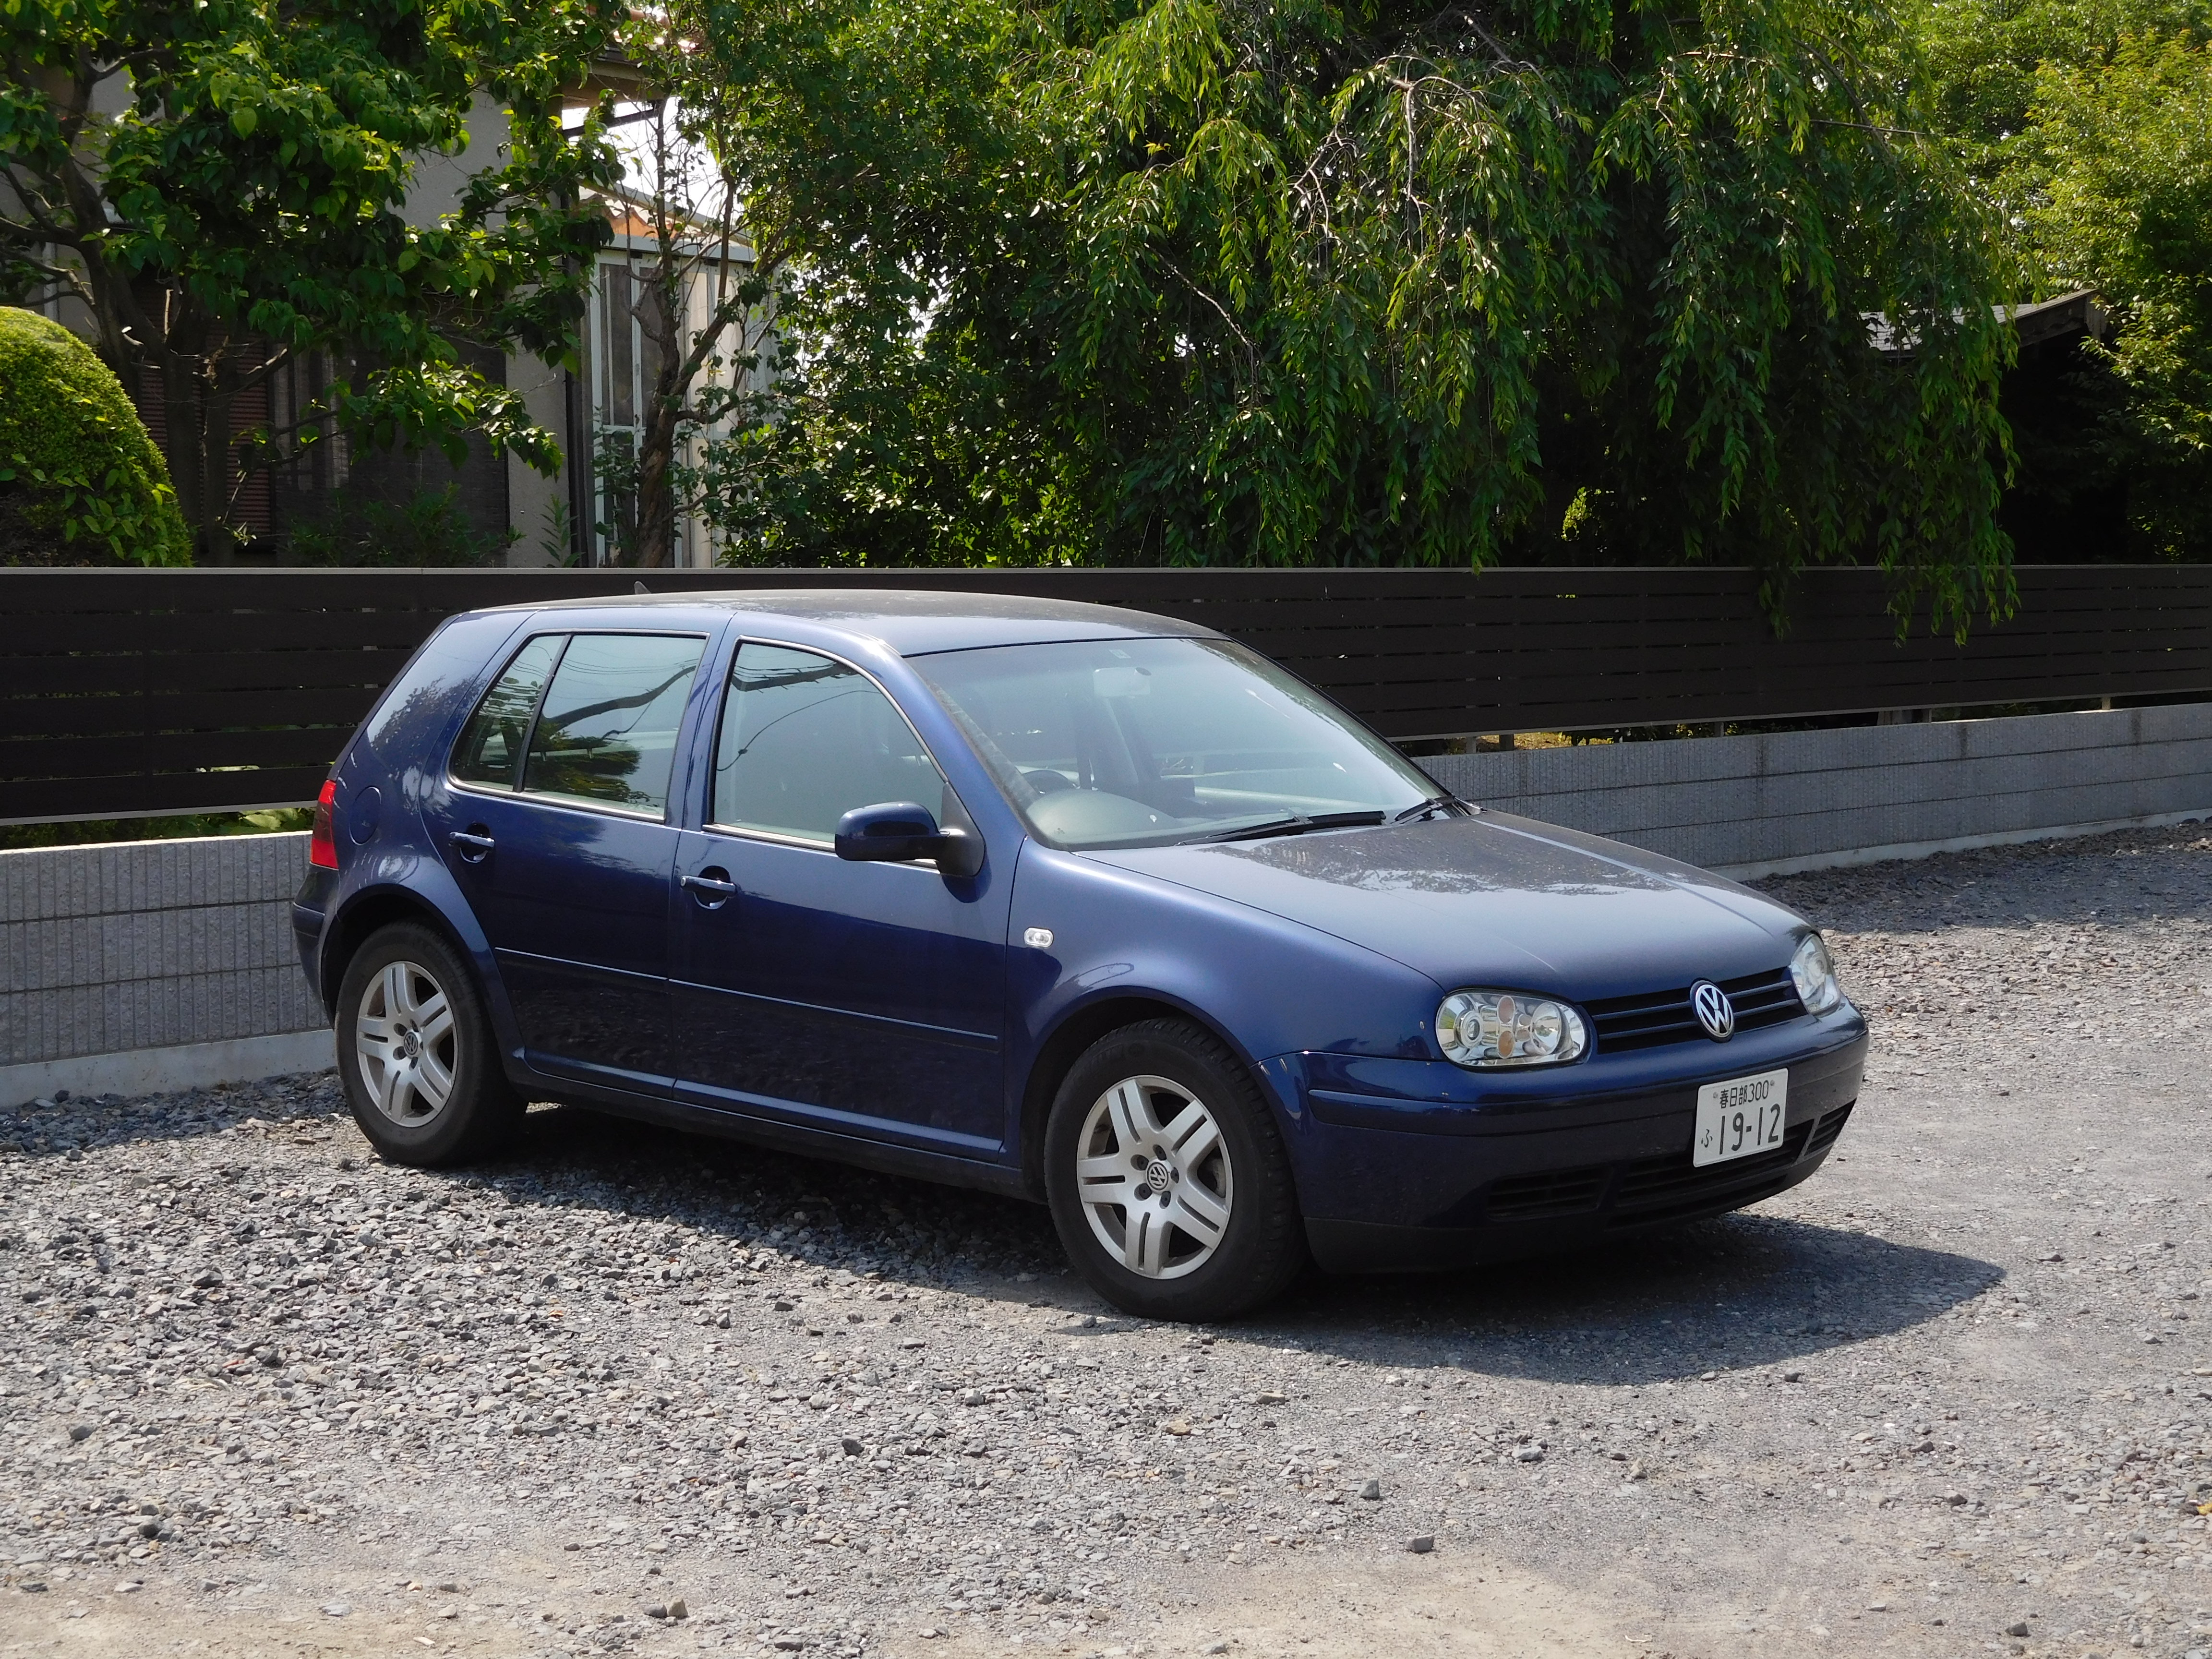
833,801 -> 983,878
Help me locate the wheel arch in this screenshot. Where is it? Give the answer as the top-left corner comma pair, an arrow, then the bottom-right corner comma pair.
1016,991 -> 1270,1202
320,885 -> 481,1023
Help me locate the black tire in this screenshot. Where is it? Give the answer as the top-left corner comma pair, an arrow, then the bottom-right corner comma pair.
1044,1018 -> 1307,1322
334,922 -> 522,1166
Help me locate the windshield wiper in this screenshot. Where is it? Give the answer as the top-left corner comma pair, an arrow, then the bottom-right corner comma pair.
1194,809 -> 1388,844
1392,793 -> 1465,823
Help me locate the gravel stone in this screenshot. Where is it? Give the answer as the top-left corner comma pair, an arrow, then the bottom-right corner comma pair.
4,825 -> 2212,1654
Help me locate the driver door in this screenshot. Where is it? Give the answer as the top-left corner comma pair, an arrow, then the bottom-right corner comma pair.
671,641 -> 1011,1154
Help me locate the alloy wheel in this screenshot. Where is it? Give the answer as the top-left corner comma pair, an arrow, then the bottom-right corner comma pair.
1074,1074 -> 1234,1279
353,958 -> 458,1126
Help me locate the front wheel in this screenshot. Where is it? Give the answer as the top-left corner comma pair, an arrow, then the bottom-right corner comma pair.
335,922 -> 520,1166
1045,1019 -> 1306,1322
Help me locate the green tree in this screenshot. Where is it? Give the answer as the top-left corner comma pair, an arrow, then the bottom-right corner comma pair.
0,305 -> 189,564
1896,0 -> 2212,557
696,0 -> 2017,628
1899,0 -> 2210,175
589,66 -> 778,568
2010,31 -> 2212,553
0,0 -> 623,560
679,0 -> 1079,569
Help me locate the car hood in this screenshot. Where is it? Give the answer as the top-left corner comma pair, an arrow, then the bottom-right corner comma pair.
1083,812 -> 1803,997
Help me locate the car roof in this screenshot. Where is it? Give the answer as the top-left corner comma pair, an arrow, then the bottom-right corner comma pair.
505,587 -> 1222,656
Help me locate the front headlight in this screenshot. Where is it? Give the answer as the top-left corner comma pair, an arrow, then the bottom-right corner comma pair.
1789,933 -> 1842,1014
1436,990 -> 1587,1068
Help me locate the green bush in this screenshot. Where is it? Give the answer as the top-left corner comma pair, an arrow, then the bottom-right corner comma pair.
286,483 -> 517,567
0,308 -> 191,566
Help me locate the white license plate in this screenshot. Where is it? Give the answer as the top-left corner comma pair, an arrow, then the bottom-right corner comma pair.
1693,1069 -> 1790,1167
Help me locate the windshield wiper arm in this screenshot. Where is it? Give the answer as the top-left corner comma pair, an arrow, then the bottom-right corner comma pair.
1392,793 -> 1464,823
1195,809 -> 1387,844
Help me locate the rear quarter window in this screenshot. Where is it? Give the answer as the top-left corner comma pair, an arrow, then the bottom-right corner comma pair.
452,634 -> 563,789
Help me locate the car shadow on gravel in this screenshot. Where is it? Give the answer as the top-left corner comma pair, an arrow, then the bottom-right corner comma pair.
1248,1211 -> 2004,1385
488,1097 -> 1073,1270
31,1077 -> 1998,1390
488,1107 -> 1999,1392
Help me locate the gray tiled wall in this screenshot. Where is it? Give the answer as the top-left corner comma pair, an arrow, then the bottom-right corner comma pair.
1,832 -> 322,1067
1419,702 -> 2212,870
5,703 -> 2210,1069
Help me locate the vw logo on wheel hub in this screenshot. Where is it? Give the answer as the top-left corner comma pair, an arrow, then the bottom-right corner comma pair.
1689,980 -> 1736,1041
1144,1157 -> 1175,1194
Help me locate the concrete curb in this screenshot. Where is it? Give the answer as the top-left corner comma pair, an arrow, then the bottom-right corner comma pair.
1711,806 -> 2212,879
0,1026 -> 334,1109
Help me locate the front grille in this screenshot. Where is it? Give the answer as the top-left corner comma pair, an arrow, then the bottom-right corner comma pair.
1473,1103 -> 1854,1227
1585,967 -> 1803,1053
1805,1101 -> 1853,1156
1485,1166 -> 1610,1223
1608,1120 -> 1815,1226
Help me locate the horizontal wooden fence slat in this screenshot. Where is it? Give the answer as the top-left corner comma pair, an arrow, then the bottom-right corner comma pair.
1,768 -> 339,823
1,725 -> 363,782
0,648 -> 417,700
5,565 -> 2211,824
8,611 -> 447,655
0,685 -> 378,742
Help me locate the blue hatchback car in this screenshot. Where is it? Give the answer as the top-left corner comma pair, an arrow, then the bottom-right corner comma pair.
293,590 -> 1868,1321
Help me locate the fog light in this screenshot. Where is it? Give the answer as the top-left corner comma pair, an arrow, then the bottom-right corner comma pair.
1790,933 -> 1842,1014
1435,990 -> 1587,1068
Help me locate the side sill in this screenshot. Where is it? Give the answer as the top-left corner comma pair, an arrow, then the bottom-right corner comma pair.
529,1081 -> 1032,1202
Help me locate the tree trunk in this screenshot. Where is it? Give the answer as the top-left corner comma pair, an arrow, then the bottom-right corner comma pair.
197,368 -> 240,564
151,328 -> 243,564
623,278 -> 685,568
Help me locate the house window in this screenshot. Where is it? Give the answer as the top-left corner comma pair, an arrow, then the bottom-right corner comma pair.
589,260 -> 678,564
579,241 -> 757,567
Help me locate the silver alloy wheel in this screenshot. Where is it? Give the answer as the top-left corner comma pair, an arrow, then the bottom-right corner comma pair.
1074,1074 -> 1234,1279
353,958 -> 458,1126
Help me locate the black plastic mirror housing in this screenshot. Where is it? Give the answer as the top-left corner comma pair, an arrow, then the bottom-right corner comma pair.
833,802 -> 983,877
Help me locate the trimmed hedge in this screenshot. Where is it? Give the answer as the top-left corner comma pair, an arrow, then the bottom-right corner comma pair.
0,308 -> 191,566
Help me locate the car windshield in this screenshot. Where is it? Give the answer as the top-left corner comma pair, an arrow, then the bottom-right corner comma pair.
910,636 -> 1442,850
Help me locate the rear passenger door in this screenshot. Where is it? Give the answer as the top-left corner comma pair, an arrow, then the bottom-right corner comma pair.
430,629 -> 714,1094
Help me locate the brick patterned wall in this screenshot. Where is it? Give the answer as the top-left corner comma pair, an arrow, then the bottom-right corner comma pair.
1419,703 -> 2212,874
5,701 -> 2210,1069
1,833 -> 322,1067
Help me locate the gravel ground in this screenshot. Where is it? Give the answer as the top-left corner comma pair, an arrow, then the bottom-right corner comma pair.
3,825 -> 2211,1659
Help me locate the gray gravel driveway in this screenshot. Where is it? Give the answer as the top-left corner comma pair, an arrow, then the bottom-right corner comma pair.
2,826 -> 2210,1659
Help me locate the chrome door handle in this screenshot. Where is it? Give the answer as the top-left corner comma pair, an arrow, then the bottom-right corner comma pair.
682,870 -> 738,908
448,829 -> 495,864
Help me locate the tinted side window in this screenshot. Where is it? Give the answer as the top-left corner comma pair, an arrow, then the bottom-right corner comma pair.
520,634 -> 706,817
451,634 -> 563,789
712,642 -> 943,842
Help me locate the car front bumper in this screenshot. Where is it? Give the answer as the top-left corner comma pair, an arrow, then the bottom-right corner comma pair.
1269,1010 -> 1869,1273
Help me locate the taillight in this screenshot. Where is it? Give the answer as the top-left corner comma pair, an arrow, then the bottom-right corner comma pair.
309,778 -> 338,870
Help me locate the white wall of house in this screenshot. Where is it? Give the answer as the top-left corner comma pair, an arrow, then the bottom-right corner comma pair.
13,83 -> 769,567
577,235 -> 762,568
505,355 -> 574,566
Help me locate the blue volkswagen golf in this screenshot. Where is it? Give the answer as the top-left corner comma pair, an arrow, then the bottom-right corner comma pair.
292,590 -> 1867,1321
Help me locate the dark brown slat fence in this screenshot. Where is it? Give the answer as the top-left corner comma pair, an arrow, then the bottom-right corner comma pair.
4,565 -> 2210,826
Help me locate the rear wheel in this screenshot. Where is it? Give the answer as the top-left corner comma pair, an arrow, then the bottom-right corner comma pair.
1045,1019 -> 1306,1322
335,922 -> 520,1166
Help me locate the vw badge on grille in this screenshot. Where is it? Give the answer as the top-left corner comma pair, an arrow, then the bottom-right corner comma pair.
1690,980 -> 1736,1041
